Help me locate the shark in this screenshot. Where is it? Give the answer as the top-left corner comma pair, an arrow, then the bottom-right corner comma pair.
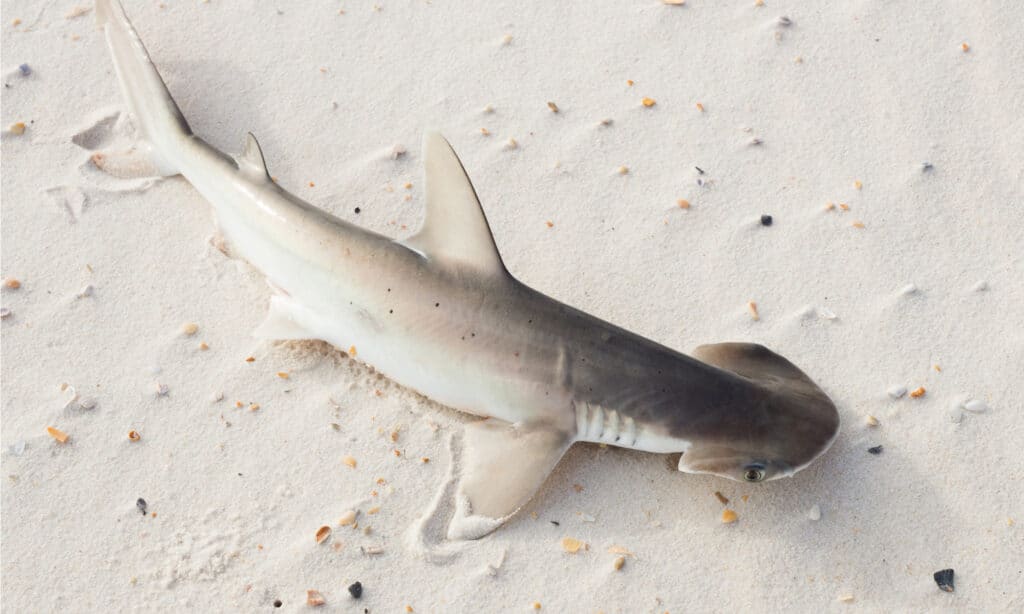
95,0 -> 840,539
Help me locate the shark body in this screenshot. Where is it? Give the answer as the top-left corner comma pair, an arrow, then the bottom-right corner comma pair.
97,0 -> 839,539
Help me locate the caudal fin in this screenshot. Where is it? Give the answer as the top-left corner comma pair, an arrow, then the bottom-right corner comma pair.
96,0 -> 190,176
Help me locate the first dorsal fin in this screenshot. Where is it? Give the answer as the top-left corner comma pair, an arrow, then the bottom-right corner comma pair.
402,132 -> 507,275
236,132 -> 270,180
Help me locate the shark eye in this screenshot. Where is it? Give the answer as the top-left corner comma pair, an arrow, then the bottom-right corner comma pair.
743,466 -> 766,482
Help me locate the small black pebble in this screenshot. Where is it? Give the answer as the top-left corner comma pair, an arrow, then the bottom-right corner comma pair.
550,520 -> 560,526
760,214 -> 773,227
136,498 -> 148,515
354,207 -> 361,214
273,599 -> 282,608
868,445 -> 883,455
348,581 -> 363,599
695,166 -> 705,175
933,568 -> 955,592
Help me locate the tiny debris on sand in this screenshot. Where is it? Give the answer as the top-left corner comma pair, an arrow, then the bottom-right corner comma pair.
46,426 -> 69,443
887,385 -> 907,399
3,278 -> 22,289
817,306 -> 837,320
617,166 -> 629,175
8,123 -> 26,136
342,455 -> 357,468
128,430 -> 141,442
909,387 -> 926,398
136,498 -> 147,515
867,445 -> 883,455
808,504 -> 821,521
561,537 -> 586,553
837,595 -> 854,603
65,6 -> 91,19
865,415 -> 879,427
613,555 -> 626,570
721,509 -> 738,524
677,199 -> 690,209
347,581 -> 363,599
747,301 -> 759,321
180,322 -> 198,336
306,589 -> 326,606
963,399 -> 988,413
641,97 -> 656,107
714,491 -> 729,505
338,510 -> 357,526
546,101 -> 559,113
933,568 -> 955,592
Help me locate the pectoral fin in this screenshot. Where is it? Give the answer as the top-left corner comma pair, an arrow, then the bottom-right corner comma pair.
448,419 -> 572,540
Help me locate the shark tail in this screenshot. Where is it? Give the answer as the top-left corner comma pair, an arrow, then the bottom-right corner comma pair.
96,0 -> 191,177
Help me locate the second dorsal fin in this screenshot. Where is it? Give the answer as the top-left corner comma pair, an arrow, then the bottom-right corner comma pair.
402,132 -> 507,275
236,132 -> 270,180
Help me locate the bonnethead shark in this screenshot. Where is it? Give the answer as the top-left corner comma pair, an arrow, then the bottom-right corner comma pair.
96,0 -> 839,539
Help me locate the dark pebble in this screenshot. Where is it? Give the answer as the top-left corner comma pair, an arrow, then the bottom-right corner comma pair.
550,520 -> 560,526
348,581 -> 363,599
18,63 -> 31,77
868,445 -> 883,455
273,599 -> 282,608
136,498 -> 148,515
354,207 -> 361,214
760,214 -> 773,227
933,568 -> 955,592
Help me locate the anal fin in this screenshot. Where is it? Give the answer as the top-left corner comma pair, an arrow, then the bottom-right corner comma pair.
448,418 -> 572,540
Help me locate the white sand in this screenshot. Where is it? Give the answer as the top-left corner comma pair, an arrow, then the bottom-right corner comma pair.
2,1 -> 1022,611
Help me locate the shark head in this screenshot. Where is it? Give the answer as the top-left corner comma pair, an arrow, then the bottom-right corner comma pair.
675,342 -> 840,483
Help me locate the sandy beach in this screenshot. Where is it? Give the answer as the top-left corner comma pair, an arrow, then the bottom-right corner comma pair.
2,1 -> 1022,612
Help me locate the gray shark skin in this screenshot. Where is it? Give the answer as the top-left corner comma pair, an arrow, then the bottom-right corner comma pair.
96,0 -> 839,539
